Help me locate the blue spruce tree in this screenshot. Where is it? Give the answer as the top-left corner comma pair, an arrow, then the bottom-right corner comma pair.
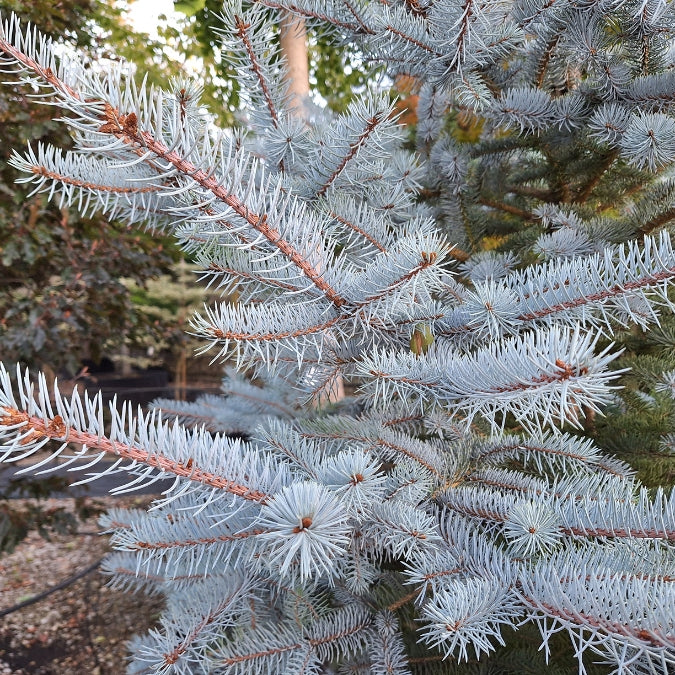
0,1 -> 674,672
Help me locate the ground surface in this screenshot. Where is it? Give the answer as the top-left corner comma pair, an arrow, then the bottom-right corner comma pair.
0,496 -> 163,674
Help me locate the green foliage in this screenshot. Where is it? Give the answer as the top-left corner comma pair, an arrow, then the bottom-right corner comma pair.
0,0 -> 96,43
0,486 -> 106,554
591,320 -> 675,486
403,623 -> 609,675
309,31 -> 370,113
174,0 -> 206,15
119,262 -> 222,369
0,197 -> 177,371
0,0 -> 182,373
90,1 -> 189,86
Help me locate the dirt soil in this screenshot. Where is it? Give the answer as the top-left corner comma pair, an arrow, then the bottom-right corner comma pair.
0,496 -> 164,674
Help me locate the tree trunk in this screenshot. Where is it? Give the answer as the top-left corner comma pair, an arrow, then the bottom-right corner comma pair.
279,13 -> 309,116
279,12 -> 345,404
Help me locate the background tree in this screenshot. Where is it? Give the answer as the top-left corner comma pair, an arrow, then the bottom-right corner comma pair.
0,0 -> 183,376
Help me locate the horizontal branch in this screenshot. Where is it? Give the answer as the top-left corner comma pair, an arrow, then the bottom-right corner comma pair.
30,164 -> 161,194
134,528 -> 269,551
205,314 -> 344,342
476,440 -> 631,478
479,197 -> 536,221
521,594 -> 675,649
518,266 -> 675,322
564,525 -> 675,541
110,565 -> 211,585
445,491 -> 675,540
0,406 -> 269,503
205,262 -> 307,294
221,642 -> 301,666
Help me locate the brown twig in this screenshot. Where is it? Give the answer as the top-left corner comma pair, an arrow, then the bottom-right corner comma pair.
0,407 -> 269,503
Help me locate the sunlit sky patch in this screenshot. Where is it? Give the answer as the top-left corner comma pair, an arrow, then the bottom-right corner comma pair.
125,0 -> 178,37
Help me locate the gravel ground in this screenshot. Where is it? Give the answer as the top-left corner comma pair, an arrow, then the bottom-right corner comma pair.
0,496 -> 164,674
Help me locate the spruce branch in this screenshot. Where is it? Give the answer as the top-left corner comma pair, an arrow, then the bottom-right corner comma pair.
478,196 -> 536,221
361,325 -> 622,432
0,16 -> 348,309
437,231 -> 675,344
0,365 -> 281,504
259,0 -> 375,35
232,11 -> 280,127
572,149 -> 620,204
2,5 -> 675,673
638,206 -> 675,234
324,206 -> 387,253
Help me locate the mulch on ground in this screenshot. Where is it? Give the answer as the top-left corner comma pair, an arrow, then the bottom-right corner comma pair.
0,496 -> 163,675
